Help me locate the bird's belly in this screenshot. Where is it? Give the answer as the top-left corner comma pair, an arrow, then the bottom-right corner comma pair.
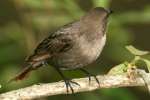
50,34 -> 106,70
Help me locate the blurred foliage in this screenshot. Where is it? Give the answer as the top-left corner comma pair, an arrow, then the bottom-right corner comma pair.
108,45 -> 150,75
0,0 -> 150,100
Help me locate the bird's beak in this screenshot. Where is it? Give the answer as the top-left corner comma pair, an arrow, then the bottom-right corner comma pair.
108,10 -> 113,15
106,9 -> 113,18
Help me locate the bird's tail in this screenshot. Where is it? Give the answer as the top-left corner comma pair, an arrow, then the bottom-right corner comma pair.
8,53 -> 50,83
8,65 -> 33,83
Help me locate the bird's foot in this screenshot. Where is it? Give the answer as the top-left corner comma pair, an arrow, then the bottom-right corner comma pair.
64,79 -> 80,93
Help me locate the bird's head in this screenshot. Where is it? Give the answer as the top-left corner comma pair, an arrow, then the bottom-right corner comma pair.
81,7 -> 112,25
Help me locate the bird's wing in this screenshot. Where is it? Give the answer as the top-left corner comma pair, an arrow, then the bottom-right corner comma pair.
34,25 -> 74,57
35,33 -> 73,55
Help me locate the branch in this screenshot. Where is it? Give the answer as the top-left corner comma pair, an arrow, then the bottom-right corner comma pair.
0,69 -> 150,100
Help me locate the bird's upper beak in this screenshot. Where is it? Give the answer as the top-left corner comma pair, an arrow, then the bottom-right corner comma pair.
108,10 -> 113,15
107,9 -> 113,15
105,9 -> 113,18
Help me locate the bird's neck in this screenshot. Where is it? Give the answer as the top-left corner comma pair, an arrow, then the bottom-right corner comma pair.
79,20 -> 106,42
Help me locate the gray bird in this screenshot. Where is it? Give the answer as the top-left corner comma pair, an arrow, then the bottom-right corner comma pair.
10,7 -> 112,93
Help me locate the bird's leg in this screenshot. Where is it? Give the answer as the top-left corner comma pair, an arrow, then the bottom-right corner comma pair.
42,61 -> 49,67
80,68 -> 100,86
54,67 -> 80,93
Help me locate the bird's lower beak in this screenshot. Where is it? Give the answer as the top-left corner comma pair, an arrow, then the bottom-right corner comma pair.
108,9 -> 113,15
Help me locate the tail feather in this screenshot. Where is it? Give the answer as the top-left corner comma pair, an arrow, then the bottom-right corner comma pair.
8,53 -> 50,83
8,67 -> 32,83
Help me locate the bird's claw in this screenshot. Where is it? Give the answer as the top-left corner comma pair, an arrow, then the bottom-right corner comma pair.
64,79 -> 80,93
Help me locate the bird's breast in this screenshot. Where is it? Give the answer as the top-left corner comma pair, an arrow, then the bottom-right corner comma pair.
77,34 -> 106,63
50,34 -> 106,70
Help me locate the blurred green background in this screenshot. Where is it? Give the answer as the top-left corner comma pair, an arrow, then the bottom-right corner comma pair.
0,0 -> 150,100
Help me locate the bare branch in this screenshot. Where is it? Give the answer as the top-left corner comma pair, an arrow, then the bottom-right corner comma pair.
0,69 -> 149,100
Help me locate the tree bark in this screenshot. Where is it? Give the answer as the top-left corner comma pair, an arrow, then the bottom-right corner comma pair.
0,69 -> 149,100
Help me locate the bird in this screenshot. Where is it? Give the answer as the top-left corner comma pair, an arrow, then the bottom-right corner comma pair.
9,7 -> 112,93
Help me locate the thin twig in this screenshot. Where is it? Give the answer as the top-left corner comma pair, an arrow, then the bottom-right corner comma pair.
0,69 -> 149,100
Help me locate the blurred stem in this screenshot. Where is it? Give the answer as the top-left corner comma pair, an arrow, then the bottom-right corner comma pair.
62,0 -> 84,18
13,0 -> 37,54
92,0 -> 111,8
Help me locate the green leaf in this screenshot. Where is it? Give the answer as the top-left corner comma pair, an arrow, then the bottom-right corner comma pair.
126,45 -> 149,56
108,62 -> 128,75
142,59 -> 150,72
